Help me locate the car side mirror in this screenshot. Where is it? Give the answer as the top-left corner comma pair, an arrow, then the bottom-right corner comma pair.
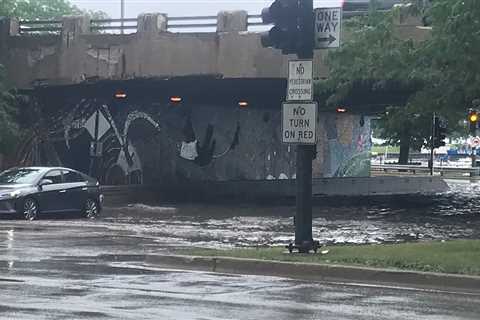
39,179 -> 53,187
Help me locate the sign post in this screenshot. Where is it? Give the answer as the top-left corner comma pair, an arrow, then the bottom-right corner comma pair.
284,1 -> 317,252
263,0 -> 342,253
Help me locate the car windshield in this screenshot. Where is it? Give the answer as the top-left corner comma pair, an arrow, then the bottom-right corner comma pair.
0,168 -> 42,185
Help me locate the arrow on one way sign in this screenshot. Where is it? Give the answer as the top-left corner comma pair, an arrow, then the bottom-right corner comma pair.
316,34 -> 336,45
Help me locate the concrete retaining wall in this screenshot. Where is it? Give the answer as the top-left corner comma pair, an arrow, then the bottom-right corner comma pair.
159,176 -> 448,200
101,176 -> 449,206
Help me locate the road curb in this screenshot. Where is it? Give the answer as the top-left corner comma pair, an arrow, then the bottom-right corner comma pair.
145,254 -> 480,294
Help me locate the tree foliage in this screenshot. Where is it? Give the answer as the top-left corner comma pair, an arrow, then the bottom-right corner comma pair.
0,0 -> 107,20
319,0 -> 480,162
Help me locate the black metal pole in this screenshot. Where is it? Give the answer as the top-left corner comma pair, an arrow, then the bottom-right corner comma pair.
472,147 -> 477,168
295,145 -> 313,250
294,0 -> 314,252
430,112 -> 435,176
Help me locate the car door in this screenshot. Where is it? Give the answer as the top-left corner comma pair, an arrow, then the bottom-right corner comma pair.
37,170 -> 67,213
62,170 -> 88,211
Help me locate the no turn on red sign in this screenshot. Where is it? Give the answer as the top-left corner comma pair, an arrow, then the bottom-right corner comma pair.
282,102 -> 317,145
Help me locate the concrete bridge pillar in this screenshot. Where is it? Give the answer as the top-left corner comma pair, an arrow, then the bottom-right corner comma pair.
0,17 -> 19,37
216,11 -> 248,33
61,16 -> 90,47
137,13 -> 168,36
0,18 -> 18,64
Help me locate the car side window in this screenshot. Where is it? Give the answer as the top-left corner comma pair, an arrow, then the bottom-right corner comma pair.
43,170 -> 63,184
63,170 -> 85,183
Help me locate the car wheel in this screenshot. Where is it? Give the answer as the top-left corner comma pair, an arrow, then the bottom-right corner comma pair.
23,198 -> 39,221
84,198 -> 99,219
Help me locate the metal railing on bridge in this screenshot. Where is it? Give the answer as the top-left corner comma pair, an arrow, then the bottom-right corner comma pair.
17,15 -> 268,35
18,20 -> 63,33
17,10 -> 377,35
371,164 -> 480,178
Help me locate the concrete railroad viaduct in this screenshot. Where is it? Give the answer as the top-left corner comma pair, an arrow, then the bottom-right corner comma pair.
0,8 -> 433,196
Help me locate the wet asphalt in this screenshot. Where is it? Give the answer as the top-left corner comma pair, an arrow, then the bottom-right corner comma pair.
1,221 -> 480,320
0,180 -> 479,319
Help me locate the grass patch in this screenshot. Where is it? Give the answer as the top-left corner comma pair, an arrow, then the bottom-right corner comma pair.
179,240 -> 480,276
371,145 -> 400,154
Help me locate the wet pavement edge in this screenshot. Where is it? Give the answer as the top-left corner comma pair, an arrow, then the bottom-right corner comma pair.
145,254 -> 480,295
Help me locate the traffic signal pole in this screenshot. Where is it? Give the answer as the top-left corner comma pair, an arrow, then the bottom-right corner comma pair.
261,0 -> 318,252
295,145 -> 313,250
468,110 -> 479,167
295,0 -> 315,252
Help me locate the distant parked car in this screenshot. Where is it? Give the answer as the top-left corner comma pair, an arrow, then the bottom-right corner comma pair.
0,167 -> 103,221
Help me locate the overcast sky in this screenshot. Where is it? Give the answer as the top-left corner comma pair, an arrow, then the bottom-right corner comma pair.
70,0 -> 344,18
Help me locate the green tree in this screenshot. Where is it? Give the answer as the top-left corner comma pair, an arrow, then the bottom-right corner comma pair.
318,3 -> 427,163
318,0 -> 480,164
420,0 -> 480,116
0,0 -> 107,20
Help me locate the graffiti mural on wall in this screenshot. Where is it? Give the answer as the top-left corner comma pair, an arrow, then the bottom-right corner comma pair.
180,115 -> 240,167
322,114 -> 372,178
17,93 -> 371,185
18,97 -> 247,184
62,100 -> 161,184
16,98 -> 162,184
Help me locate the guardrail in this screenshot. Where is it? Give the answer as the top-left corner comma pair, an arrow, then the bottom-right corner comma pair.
17,10 -> 376,35
90,18 -> 137,32
18,15 -> 268,35
371,164 -> 480,177
18,20 -> 62,33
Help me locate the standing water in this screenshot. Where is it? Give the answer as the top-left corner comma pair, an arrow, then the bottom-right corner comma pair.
92,180 -> 480,248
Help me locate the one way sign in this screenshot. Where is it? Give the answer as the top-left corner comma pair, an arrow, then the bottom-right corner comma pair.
315,7 -> 342,49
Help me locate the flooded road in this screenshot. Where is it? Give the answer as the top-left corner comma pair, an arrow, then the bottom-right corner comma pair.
1,180 -> 479,250
96,179 -> 480,248
1,180 -> 480,319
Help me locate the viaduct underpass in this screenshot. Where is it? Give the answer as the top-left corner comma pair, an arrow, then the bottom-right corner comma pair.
22,75 -> 373,185
0,9 -> 442,199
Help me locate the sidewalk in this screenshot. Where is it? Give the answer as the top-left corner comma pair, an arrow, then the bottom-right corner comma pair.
145,254 -> 480,294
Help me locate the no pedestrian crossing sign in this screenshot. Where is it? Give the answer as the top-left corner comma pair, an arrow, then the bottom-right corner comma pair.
282,102 -> 317,145
287,60 -> 313,101
314,7 -> 342,49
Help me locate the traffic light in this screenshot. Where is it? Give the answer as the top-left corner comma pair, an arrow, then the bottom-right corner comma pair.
433,116 -> 447,148
260,0 -> 314,56
468,110 -> 478,135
